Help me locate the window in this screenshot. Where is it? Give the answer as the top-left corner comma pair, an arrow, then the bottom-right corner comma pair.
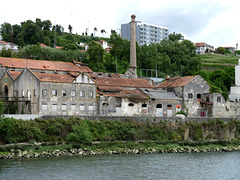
188,93 -> 193,99
103,103 -> 109,106
42,89 -> 47,96
206,97 -> 209,102
128,103 -> 134,107
80,91 -> 84,97
71,90 -> 76,97
34,89 -> 37,96
22,90 -> 25,97
217,96 -> 221,102
89,91 -> 93,97
62,104 -> 67,110
80,105 -> 85,110
52,89 -> 57,96
42,104 -> 47,110
167,104 -> 172,109
197,94 -> 201,99
89,105 -> 94,111
71,104 -> 76,111
142,104 -> 147,108
62,90 -> 67,96
52,104 -> 57,111
156,104 -> 162,108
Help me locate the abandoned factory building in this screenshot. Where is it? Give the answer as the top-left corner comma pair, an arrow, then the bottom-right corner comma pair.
0,57 -> 239,118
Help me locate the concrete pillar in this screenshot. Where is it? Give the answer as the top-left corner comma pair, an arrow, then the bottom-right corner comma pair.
130,14 -> 137,74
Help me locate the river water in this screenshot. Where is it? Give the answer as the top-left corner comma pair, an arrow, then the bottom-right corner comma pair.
1,152 -> 240,180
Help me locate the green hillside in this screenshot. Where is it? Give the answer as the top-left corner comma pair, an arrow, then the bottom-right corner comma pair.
199,54 -> 239,71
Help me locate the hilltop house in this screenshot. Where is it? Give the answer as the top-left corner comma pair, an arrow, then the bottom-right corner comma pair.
195,42 -> 214,54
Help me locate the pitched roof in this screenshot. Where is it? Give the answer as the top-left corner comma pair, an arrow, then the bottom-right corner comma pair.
33,72 -> 75,83
156,75 -> 198,88
0,57 -> 92,73
8,71 -> 21,80
95,77 -> 154,88
141,88 -> 182,100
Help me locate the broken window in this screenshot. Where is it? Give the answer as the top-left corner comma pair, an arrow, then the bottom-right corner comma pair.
142,104 -> 147,108
71,90 -> 76,97
103,103 -> 109,106
217,96 -> 221,102
188,93 -> 193,99
62,90 -> 67,96
42,89 -> 47,96
52,89 -> 57,96
206,97 -> 209,102
197,94 -> 201,99
156,104 -> 162,108
128,103 -> 134,107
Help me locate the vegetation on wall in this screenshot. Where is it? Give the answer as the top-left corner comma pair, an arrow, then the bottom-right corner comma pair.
0,117 -> 240,145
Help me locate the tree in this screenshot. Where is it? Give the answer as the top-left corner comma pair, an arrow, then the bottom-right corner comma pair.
87,41 -> 105,72
68,24 -> 73,34
0,47 -> 12,57
216,47 -> 225,54
168,32 -> 184,41
0,22 -> 12,42
101,29 -> 106,37
0,102 -> 5,116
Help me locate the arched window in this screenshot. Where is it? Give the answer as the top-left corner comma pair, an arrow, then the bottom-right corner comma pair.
156,104 -> 162,108
4,85 -> 8,101
128,103 -> 134,107
188,93 -> 193,99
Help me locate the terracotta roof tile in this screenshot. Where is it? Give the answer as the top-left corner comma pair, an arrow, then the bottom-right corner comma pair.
9,71 -> 21,80
34,72 -> 75,83
95,77 -> 153,88
0,57 -> 92,73
157,75 -> 198,88
98,86 -> 122,91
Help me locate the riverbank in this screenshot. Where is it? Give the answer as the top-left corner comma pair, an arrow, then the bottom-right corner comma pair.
1,141 -> 240,159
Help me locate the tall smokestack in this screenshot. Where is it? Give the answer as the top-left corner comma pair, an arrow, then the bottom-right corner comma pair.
130,14 -> 137,74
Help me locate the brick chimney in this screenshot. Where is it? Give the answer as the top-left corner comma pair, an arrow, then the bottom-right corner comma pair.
130,14 -> 137,74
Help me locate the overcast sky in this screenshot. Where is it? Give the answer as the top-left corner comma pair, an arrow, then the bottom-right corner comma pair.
0,0 -> 239,48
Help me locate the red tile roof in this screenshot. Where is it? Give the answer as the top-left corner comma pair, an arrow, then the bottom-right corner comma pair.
33,72 -> 75,83
9,71 -> 21,80
98,86 -> 122,91
157,75 -> 198,88
95,77 -> 153,88
0,57 -> 92,73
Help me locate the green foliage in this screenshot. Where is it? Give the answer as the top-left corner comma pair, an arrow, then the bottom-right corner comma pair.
0,102 -> 6,116
87,41 -> 105,72
1,118 -> 240,144
0,47 -> 12,57
216,47 -> 226,54
66,120 -> 93,143
21,44 -> 88,62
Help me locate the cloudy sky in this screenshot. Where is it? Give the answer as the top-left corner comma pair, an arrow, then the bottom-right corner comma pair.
0,0 -> 239,48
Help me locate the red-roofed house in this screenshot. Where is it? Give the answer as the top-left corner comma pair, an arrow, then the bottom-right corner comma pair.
195,42 -> 214,54
0,41 -> 19,52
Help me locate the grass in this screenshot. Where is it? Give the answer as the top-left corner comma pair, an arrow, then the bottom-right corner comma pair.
198,54 -> 239,71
